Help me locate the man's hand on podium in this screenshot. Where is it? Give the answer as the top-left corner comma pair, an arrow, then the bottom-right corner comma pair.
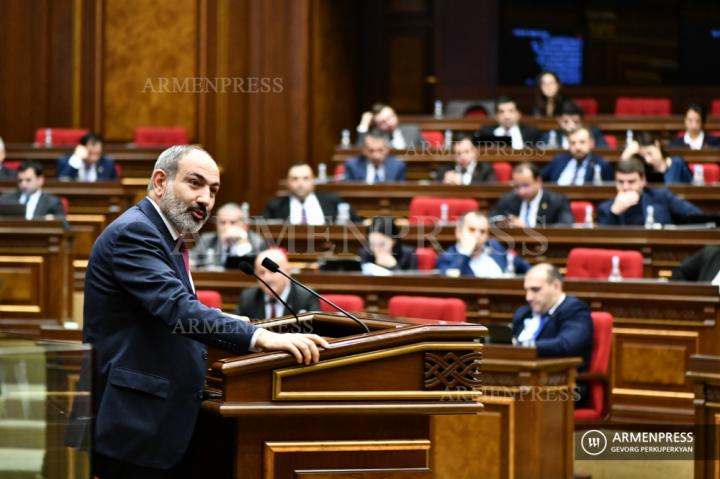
254,329 -> 330,365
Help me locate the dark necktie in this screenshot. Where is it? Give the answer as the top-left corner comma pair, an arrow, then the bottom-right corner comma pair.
300,204 -> 308,225
178,239 -> 190,273
373,168 -> 382,184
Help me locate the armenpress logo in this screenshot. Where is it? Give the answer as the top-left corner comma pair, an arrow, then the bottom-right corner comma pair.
581,429 -> 608,456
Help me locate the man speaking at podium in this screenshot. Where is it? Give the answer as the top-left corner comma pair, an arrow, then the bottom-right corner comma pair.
83,145 -> 329,478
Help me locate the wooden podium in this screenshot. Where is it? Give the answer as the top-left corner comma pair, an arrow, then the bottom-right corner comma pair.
194,312 -> 486,478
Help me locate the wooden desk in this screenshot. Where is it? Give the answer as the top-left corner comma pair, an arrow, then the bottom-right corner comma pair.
687,355 -> 720,479
193,271 -> 720,424
0,220 -> 73,331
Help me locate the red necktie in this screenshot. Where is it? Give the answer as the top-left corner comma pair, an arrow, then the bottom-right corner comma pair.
178,239 -> 190,273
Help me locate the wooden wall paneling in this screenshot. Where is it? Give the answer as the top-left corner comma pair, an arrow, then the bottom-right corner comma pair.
47,0 -> 76,128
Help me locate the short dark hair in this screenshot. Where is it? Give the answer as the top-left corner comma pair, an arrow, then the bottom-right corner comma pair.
685,103 -> 707,125
19,160 -> 43,177
616,157 -> 646,177
452,132 -> 476,147
80,131 -> 103,146
365,128 -> 389,142
555,100 -> 584,118
495,96 -> 518,112
635,131 -> 667,158
512,162 -> 540,180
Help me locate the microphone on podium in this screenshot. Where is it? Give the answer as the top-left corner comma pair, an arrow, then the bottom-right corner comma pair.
261,257 -> 371,333
238,261 -> 300,325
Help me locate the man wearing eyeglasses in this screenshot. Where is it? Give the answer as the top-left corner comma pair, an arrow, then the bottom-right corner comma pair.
489,162 -> 574,227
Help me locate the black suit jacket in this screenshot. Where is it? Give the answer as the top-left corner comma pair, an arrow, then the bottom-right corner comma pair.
435,162 -> 497,184
263,192 -> 361,223
4,190 -> 65,219
669,134 -> 720,149
489,189 -> 574,226
671,246 -> 720,282
475,124 -> 541,148
235,283 -> 320,319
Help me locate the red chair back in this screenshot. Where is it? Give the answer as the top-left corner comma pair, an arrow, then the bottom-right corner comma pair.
566,248 -> 644,279
572,98 -> 598,116
415,247 -> 438,271
570,201 -> 593,224
421,131 -> 444,148
34,128 -> 88,146
690,163 -> 720,184
333,164 -> 346,180
196,290 -> 222,309
60,197 -> 69,216
711,100 -> 720,116
408,197 -> 478,224
603,135 -> 617,150
492,162 -> 512,183
134,127 -> 189,147
463,105 -> 488,117
319,294 -> 364,313
388,295 -> 466,322
614,97 -> 671,116
574,312 -> 614,423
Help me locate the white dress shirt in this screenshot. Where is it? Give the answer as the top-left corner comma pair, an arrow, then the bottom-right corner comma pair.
712,268 -> 720,287
457,242 -> 504,278
518,189 -> 543,228
557,157 -> 590,186
455,161 -> 477,185
365,162 -> 385,184
683,131 -> 705,150
494,125 -> 524,150
289,194 -> 326,225
517,294 -> 567,346
68,154 -> 98,182
20,190 -> 42,220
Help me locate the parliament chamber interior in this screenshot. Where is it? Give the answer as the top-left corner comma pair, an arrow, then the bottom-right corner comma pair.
1,0 -> 720,478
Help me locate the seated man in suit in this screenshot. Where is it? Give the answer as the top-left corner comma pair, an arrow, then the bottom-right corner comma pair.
190,202 -> 267,268
541,127 -> 614,185
490,162 -> 574,227
235,248 -> 320,319
437,211 -> 530,278
474,96 -> 540,150
264,163 -> 360,224
598,157 -> 702,226
3,161 -> 65,220
344,129 -> 406,183
513,263 -> 593,399
57,131 -> 119,181
671,246 -> 720,285
539,100 -> 608,149
356,102 -> 424,149
434,133 -> 496,185
0,137 -> 17,180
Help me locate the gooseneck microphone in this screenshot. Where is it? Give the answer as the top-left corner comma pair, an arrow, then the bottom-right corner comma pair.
261,257 -> 371,333
238,261 -> 300,325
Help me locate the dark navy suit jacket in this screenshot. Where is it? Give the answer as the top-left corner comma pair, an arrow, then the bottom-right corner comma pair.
597,188 -> 702,226
343,155 -> 406,182
57,154 -> 118,180
512,295 -> 593,371
437,240 -> 530,277
83,198 -> 257,468
541,153 -> 614,184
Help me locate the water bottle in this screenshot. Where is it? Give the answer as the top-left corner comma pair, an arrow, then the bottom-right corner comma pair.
644,205 -> 655,229
340,129 -> 351,148
505,252 -> 516,276
240,201 -> 250,222
439,203 -> 449,225
434,100 -> 444,118
692,164 -> 705,186
592,164 -> 603,185
444,129 -> 453,149
584,205 -> 594,228
317,163 -> 327,183
625,129 -> 634,146
336,202 -> 350,225
547,130 -> 558,149
608,255 -> 623,282
44,128 -> 52,147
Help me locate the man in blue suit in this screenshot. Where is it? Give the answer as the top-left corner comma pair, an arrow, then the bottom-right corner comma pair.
83,145 -> 329,478
343,129 -> 406,183
437,211 -> 530,278
513,263 -> 593,372
541,127 -> 614,185
598,157 -> 702,226
57,132 -> 119,181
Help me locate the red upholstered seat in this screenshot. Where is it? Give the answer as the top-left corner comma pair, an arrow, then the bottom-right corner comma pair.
492,162 -> 512,183
196,290 -> 222,309
566,248 -> 644,279
603,135 -> 617,150
421,130 -> 444,148
408,197 -> 478,225
574,311 -> 614,423
572,97 -> 598,116
134,127 -> 189,147
711,100 -> 720,117
34,128 -> 88,146
319,294 -> 364,313
690,163 -> 719,184
463,105 -> 488,117
570,201 -> 593,224
388,295 -> 466,323
333,164 -> 346,180
614,97 -> 671,116
60,197 -> 69,216
415,247 -> 438,271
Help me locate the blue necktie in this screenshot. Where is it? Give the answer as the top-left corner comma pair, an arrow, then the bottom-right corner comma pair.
523,202 -> 531,226
373,168 -> 382,184
534,314 -> 550,339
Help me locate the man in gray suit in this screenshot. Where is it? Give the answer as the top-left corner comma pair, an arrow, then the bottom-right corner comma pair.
190,202 -> 267,268
3,161 -> 65,220
356,103 -> 425,149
